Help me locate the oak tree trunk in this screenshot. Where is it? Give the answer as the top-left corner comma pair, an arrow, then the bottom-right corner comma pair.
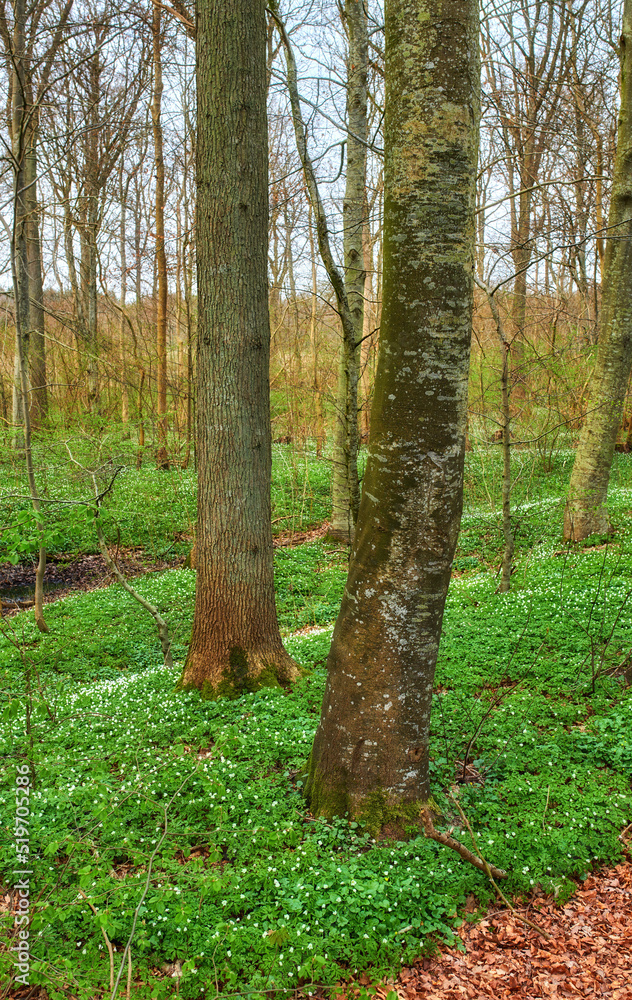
180,0 -> 299,698
563,0 -> 632,541
306,0 -> 480,826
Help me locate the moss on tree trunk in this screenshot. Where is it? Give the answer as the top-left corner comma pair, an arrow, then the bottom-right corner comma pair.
564,0 -> 632,541
306,0 -> 480,829
329,0 -> 368,543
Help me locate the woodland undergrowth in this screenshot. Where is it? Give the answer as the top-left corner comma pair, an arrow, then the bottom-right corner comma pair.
0,445 -> 631,998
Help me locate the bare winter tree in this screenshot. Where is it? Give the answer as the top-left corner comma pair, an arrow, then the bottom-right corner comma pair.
0,0 -> 74,432
42,8 -> 148,410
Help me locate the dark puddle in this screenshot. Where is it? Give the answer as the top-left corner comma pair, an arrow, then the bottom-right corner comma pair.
0,551 -> 183,615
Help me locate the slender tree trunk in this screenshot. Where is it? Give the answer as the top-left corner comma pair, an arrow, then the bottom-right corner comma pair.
62,193 -> 86,351
79,194 -> 99,409
175,192 -> 185,434
477,280 -> 514,591
134,175 -> 143,308
11,0 -> 28,451
306,0 -> 480,825
81,50 -> 100,412
119,165 -> 130,429
308,201 -> 325,458
510,163 -> 534,338
272,2 -> 360,541
24,122 -> 47,424
330,0 -> 367,542
152,0 -> 169,470
179,0 -> 299,697
136,369 -> 145,469
183,224 -> 194,469
564,0 -> 632,541
10,0 -> 48,632
595,133 -> 606,276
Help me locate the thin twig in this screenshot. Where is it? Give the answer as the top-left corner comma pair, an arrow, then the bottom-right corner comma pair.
78,889 -> 114,991
447,791 -> 551,940
421,807 -> 507,881
618,821 -> 632,846
64,443 -> 173,668
110,771 -> 195,1000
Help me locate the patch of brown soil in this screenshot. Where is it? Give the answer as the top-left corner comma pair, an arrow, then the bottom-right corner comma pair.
273,522 -> 331,548
0,548 -> 184,616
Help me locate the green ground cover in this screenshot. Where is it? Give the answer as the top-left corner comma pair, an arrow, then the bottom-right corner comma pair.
1,435 -> 631,565
0,437 -> 333,563
1,446 -> 632,998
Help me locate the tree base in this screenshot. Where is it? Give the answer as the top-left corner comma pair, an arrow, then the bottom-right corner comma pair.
324,525 -> 354,545
177,645 -> 302,700
563,504 -> 612,542
305,760 -> 436,838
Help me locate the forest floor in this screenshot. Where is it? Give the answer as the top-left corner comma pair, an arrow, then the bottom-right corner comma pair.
2,443 -> 632,998
0,548 -> 184,615
6,859 -> 631,998
389,859 -> 632,1000
0,523 -> 331,616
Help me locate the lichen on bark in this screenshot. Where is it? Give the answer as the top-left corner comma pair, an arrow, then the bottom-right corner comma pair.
305,0 -> 480,832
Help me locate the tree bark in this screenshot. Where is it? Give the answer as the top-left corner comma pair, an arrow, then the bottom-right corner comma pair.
9,0 -> 48,633
152,0 -> 169,470
306,0 -> 480,825
308,201 -> 325,458
330,0 -> 367,542
25,122 -> 47,424
119,161 -> 130,429
10,0 -> 28,452
563,0 -> 632,541
360,185 -> 379,442
0,0 -> 73,432
80,44 -> 101,411
271,2 -> 360,542
179,0 -> 299,697
476,278 -> 514,591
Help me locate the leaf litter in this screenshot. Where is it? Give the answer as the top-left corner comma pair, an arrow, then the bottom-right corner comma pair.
371,860 -> 632,999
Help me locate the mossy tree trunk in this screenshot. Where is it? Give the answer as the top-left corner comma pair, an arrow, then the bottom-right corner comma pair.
330,0 -> 368,543
563,0 -> 632,542
180,0 -> 299,698
306,0 -> 480,825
